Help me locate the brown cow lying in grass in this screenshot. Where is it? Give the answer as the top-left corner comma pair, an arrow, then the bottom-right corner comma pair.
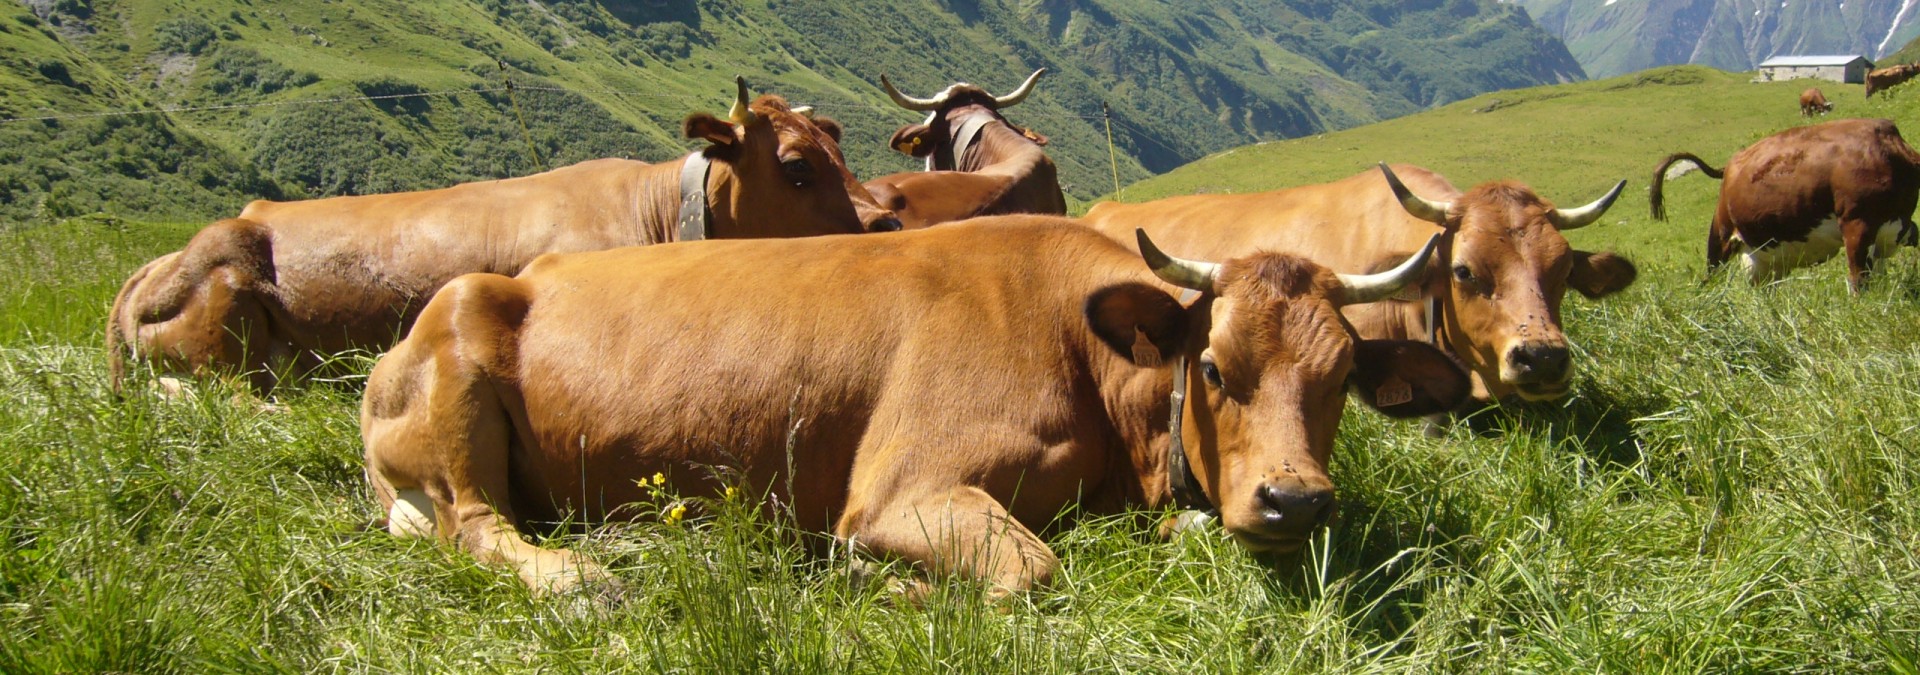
1083,164 -> 1635,405
108,78 -> 900,395
360,217 -> 1469,600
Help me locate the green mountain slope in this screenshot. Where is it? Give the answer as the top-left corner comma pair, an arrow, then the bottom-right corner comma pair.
1516,0 -> 1920,79
1886,32 -> 1920,64
0,0 -> 1582,222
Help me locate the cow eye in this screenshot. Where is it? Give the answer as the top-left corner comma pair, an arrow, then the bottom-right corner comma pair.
1451,264 -> 1474,283
1200,359 -> 1224,388
781,157 -> 814,186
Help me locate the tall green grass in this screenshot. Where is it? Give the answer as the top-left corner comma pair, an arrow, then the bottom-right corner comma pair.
4,70 -> 1920,671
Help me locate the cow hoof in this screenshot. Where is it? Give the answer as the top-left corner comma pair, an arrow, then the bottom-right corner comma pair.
524,556 -> 621,603
152,376 -> 195,400
1157,509 -> 1217,540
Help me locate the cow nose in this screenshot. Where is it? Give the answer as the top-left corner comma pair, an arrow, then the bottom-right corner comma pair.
1507,343 -> 1570,383
1256,483 -> 1335,528
869,216 -> 903,233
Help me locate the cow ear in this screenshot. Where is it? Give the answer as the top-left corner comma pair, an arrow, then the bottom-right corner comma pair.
811,116 -> 845,143
1347,340 -> 1470,418
1086,283 -> 1190,368
889,125 -> 936,157
1021,128 -> 1050,146
1568,250 -> 1637,299
684,113 -> 739,148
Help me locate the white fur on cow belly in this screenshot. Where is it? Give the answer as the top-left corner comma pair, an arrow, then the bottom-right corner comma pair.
1736,218 -> 1843,282
1736,218 -> 1906,284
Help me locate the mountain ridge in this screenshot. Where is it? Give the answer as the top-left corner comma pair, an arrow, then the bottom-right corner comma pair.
0,0 -> 1582,222
1512,0 -> 1920,79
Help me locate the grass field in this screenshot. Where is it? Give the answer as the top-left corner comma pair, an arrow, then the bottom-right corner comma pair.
4,67 -> 1920,671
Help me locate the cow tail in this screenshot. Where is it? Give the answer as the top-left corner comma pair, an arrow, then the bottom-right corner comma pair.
1649,152 -> 1723,221
104,258 -> 155,395
105,253 -> 185,395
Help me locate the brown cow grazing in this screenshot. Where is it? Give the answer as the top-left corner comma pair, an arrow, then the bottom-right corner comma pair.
1865,63 -> 1920,99
1800,87 -> 1834,116
1083,165 -> 1636,404
1650,118 -> 1920,293
107,78 -> 901,394
861,70 -> 1067,229
360,218 -> 1470,598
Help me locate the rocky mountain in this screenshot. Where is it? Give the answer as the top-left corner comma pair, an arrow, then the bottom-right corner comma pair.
1511,0 -> 1920,78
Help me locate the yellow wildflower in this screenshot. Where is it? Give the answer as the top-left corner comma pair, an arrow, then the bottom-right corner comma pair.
724,486 -> 738,501
652,472 -> 666,486
665,504 -> 686,525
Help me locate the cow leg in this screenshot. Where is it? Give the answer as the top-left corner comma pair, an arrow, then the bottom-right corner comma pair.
108,219 -> 286,395
1704,220 -> 1734,284
361,275 -> 611,597
1841,218 -> 1877,294
838,486 -> 1057,603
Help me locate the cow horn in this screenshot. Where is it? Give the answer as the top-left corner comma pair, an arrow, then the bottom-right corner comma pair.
1137,229 -> 1218,292
992,68 -> 1047,108
1379,163 -> 1451,225
729,75 -> 756,126
791,105 -> 815,118
1547,180 -> 1626,230
879,74 -> 944,111
1337,234 -> 1441,305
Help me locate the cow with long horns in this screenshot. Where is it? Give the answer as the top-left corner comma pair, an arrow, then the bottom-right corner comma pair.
1083,164 -> 1637,404
108,78 -> 901,394
360,217 -> 1469,599
1650,118 -> 1920,293
862,69 -> 1067,229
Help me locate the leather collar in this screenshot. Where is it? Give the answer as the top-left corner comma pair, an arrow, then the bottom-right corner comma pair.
677,151 -> 713,241
928,114 -> 993,171
1165,289 -> 1216,514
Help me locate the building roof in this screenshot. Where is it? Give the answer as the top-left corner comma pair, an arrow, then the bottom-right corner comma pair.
1758,55 -> 1872,68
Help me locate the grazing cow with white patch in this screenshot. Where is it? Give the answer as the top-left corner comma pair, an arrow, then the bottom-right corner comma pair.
1651,118 -> 1920,293
1800,88 -> 1833,116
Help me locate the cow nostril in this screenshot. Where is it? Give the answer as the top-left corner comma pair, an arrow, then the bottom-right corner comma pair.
1256,484 -> 1334,525
1509,344 -> 1570,379
871,217 -> 903,233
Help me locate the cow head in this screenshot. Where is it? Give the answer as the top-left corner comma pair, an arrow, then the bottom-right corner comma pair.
879,69 -> 1048,170
684,77 -> 902,235
1379,164 -> 1636,402
1091,232 -> 1471,552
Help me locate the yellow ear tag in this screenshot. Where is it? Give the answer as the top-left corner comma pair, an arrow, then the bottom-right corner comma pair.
910,137 -> 922,147
1375,377 -> 1413,407
1130,327 -> 1163,367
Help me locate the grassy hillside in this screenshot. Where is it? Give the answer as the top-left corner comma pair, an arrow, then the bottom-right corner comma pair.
1887,32 -> 1920,65
0,0 -> 1580,222
3,67 -> 1920,670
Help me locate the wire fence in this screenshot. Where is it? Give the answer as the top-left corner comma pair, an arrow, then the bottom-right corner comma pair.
4,68 -> 1203,222
0,75 -> 1192,157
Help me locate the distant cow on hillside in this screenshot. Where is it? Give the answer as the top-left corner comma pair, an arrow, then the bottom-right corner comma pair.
1650,118 -> 1920,293
1865,63 -> 1920,98
1800,88 -> 1833,116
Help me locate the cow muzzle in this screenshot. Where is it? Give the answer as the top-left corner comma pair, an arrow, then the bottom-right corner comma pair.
1228,481 -> 1335,552
1502,342 -> 1573,400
